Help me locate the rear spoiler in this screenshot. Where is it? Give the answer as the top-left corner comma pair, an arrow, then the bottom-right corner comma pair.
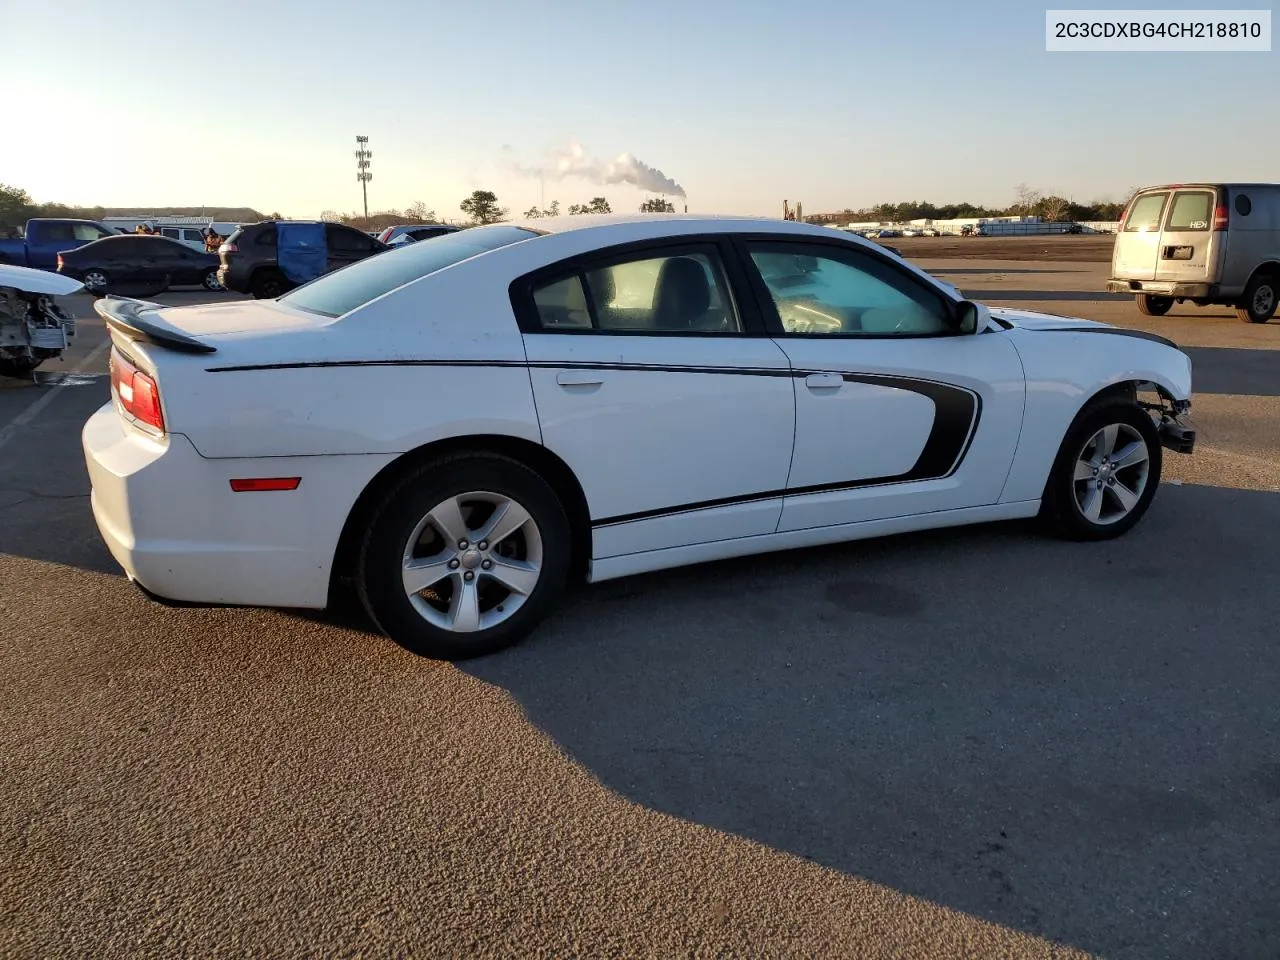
94,296 -> 217,355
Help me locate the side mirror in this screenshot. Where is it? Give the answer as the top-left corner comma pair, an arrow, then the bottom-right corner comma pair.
955,299 -> 991,335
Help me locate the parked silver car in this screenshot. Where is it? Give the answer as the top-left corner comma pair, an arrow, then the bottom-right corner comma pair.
1106,182 -> 1279,323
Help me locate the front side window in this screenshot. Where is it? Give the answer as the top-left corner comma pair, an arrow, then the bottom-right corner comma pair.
1123,193 -> 1168,233
744,242 -> 952,336
1165,191 -> 1214,231
529,247 -> 742,333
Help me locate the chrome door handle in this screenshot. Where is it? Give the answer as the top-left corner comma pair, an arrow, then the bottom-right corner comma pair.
556,371 -> 604,386
804,372 -> 844,389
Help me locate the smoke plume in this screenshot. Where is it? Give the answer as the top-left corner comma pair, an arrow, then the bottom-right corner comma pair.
506,140 -> 686,198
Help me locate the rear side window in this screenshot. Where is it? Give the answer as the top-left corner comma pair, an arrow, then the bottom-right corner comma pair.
280,225 -> 540,317
254,226 -> 277,247
1123,193 -> 1168,232
72,223 -> 111,241
36,222 -> 76,242
1166,191 -> 1214,231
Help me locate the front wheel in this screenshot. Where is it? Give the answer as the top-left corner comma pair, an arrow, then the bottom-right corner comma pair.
1235,274 -> 1277,324
356,453 -> 573,660
0,357 -> 41,379
1137,294 -> 1173,316
1039,398 -> 1163,541
202,268 -> 223,292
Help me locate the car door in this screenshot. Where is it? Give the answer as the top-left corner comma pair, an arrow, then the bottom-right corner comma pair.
513,238 -> 797,560
27,222 -> 77,270
325,224 -> 380,271
151,238 -> 196,283
732,236 -> 1027,533
1114,189 -> 1170,281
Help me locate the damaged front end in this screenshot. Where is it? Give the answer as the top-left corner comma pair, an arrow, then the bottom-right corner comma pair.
1139,387 -> 1196,455
0,264 -> 81,380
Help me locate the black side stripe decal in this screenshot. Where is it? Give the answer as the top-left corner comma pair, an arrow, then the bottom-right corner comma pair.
199,357 -> 982,527
1032,326 -> 1179,349
592,374 -> 981,528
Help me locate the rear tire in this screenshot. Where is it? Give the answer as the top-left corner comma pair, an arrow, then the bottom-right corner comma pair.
250,269 -> 286,299
356,453 -> 573,661
1039,398 -> 1163,542
1137,294 -> 1173,316
202,268 -> 223,292
1235,273 -> 1277,324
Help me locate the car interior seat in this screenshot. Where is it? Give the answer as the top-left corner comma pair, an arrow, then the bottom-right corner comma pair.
651,256 -> 712,330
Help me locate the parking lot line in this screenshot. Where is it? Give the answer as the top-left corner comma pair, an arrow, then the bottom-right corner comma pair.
0,338 -> 111,454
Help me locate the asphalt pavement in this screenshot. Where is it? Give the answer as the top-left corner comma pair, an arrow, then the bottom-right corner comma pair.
2,270 -> 1278,960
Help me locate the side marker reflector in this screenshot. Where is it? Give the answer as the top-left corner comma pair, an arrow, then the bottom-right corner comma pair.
229,477 -> 301,492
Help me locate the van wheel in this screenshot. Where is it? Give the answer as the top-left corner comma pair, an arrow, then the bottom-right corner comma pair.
1137,294 -> 1173,316
1236,274 -> 1277,324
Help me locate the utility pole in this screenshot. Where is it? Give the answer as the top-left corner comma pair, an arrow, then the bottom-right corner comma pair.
355,135 -> 372,218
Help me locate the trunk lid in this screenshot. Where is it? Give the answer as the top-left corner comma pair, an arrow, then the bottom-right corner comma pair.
94,295 -> 338,357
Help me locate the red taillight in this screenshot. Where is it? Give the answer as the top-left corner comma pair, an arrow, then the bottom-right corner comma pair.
1213,203 -> 1229,231
109,347 -> 165,434
229,478 -> 301,492
219,242 -> 238,253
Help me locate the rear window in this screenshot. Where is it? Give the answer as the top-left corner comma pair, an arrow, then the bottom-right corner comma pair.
280,225 -> 540,317
1123,192 -> 1168,233
1166,191 -> 1214,231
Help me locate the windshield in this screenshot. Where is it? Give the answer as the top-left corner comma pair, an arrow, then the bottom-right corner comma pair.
280,225 -> 541,317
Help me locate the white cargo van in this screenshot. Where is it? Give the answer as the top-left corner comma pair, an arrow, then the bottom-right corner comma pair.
1106,183 -> 1279,323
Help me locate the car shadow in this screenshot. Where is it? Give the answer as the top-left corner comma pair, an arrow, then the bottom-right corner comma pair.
455,486 -> 1280,960
928,268 -> 1067,276
974,290 -> 1134,302
1182,346 -> 1280,397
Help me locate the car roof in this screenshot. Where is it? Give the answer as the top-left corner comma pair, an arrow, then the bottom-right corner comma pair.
478,213 -> 857,246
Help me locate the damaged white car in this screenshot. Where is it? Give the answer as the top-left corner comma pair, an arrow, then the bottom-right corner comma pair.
0,264 -> 79,379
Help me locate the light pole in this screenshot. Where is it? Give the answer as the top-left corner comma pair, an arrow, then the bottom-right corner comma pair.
355,135 -> 372,218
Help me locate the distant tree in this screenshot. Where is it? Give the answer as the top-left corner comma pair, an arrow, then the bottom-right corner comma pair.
1035,195 -> 1071,221
641,198 -> 675,213
523,205 -> 543,218
544,200 -> 560,217
569,197 -> 611,215
319,210 -> 345,222
405,200 -> 436,222
460,190 -> 507,224
0,183 -> 34,224
267,211 -> 283,220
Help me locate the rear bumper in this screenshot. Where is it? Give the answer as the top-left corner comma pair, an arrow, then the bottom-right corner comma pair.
82,402 -> 392,609
1107,279 -> 1216,298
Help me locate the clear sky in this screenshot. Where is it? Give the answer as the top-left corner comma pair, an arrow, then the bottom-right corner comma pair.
4,0 -> 1276,218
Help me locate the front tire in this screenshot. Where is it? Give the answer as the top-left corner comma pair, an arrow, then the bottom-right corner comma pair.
202,268 -> 223,292
1039,398 -> 1163,541
356,453 -> 573,660
0,357 -> 41,379
1137,294 -> 1173,316
1235,273 -> 1277,324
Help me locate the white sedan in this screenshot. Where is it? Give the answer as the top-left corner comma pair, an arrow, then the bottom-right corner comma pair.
83,214 -> 1196,660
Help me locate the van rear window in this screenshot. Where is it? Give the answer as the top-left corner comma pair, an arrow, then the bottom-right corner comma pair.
1123,193 -> 1168,232
1166,191 -> 1214,232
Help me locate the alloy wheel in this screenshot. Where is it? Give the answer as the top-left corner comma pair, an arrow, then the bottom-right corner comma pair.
1072,422 -> 1151,525
401,491 -> 543,633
